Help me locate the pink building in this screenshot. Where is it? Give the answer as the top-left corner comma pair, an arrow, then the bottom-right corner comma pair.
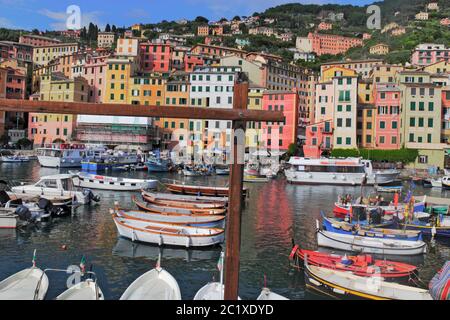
308,33 -> 363,56
373,84 -> 401,149
184,53 -> 205,72
4,67 -> 26,99
0,41 -> 33,64
411,44 -> 450,66
303,120 -> 333,158
261,90 -> 299,151
140,42 -> 173,73
442,87 -> 450,143
82,55 -> 108,103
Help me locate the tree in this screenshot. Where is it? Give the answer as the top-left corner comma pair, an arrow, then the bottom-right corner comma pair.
195,16 -> 209,24
112,25 -> 117,33
219,18 -> 228,23
105,24 -> 111,32
0,134 -> 10,146
233,16 -> 241,21
17,138 -> 32,150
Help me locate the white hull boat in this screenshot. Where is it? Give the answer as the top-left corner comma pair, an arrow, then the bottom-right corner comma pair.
116,210 -> 226,228
194,282 -> 241,300
38,156 -> 82,168
11,174 -> 94,205
72,172 -> 157,191
1,156 -> 30,163
285,157 -> 399,186
0,209 -> 18,229
257,288 -> 289,300
120,267 -> 181,300
0,268 -> 49,300
431,179 -> 442,188
304,258 -> 432,300
113,215 -> 225,248
317,229 -> 427,256
56,279 -> 104,300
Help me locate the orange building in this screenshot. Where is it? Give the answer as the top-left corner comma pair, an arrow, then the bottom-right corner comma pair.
308,32 -> 363,56
197,25 -> 210,36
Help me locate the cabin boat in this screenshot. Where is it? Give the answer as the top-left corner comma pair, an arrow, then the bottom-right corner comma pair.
304,256 -> 432,300
0,209 -> 18,229
285,157 -> 399,186
442,176 -> 450,189
37,144 -> 105,168
11,174 -> 95,205
113,214 -> 225,248
72,172 -> 157,191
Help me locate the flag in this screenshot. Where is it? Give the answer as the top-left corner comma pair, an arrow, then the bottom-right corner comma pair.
217,253 -> 224,272
394,192 -> 399,207
32,249 -> 36,267
404,191 -> 412,203
80,256 -> 86,273
410,180 -> 416,190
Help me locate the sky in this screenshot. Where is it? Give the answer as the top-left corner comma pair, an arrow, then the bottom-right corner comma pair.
0,0 -> 374,31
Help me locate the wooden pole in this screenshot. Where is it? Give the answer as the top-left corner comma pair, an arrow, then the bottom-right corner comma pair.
224,81 -> 248,300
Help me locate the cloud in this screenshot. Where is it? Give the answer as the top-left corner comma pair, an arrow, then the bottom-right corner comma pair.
126,9 -> 151,20
0,17 -> 18,29
38,8 -> 105,30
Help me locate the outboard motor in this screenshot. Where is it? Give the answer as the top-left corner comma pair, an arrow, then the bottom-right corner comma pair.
83,189 -> 101,203
370,208 -> 383,225
38,198 -> 53,211
15,205 -> 32,222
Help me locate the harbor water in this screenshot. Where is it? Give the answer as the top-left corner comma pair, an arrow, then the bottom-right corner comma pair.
1,161 -> 449,300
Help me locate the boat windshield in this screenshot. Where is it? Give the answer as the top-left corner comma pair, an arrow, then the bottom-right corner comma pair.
61,178 -> 75,191
38,149 -> 62,157
36,179 -> 59,189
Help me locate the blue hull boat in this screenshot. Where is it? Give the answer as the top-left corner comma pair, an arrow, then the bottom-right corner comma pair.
399,221 -> 450,237
322,214 -> 422,241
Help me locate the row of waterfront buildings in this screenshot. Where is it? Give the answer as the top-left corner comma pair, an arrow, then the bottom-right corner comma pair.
0,32 -> 449,169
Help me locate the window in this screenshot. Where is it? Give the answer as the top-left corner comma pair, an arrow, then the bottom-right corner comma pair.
409,133 -> 414,142
366,135 -> 372,143
418,117 -> 424,127
346,119 -> 352,127
337,105 -> 342,112
380,121 -> 386,129
418,155 -> 428,164
337,118 -> 343,127
428,118 -> 433,127
419,102 -> 424,111
391,136 -> 397,144
427,134 -> 432,143
410,102 -> 416,111
367,110 -> 372,117
410,117 -> 415,127
337,137 -> 342,145
346,137 -> 351,145
428,102 -> 434,111
346,105 -> 351,112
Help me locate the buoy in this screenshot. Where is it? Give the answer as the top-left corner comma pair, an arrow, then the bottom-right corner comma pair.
61,245 -> 68,250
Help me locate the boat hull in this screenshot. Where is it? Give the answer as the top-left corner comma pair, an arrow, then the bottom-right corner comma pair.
285,171 -> 366,186
73,174 -> 157,191
38,156 -> 82,168
399,223 -> 450,237
317,230 -> 427,256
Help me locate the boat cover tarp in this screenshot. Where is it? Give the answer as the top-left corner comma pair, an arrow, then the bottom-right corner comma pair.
429,261 -> 450,300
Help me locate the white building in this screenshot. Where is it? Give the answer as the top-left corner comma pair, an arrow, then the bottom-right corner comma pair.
116,38 -> 139,57
98,32 -> 115,48
296,37 -> 313,53
188,66 -> 241,156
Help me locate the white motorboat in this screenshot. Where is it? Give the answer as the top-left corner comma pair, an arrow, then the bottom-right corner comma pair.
193,283 -> 240,300
72,172 -> 157,191
115,209 -> 226,228
317,228 -> 427,256
430,178 -> 443,188
304,256 -> 432,300
56,279 -> 104,300
285,157 -> 399,186
257,288 -> 289,300
120,267 -> 181,300
442,176 -> 450,189
11,174 -> 98,205
113,214 -> 225,248
0,267 -> 49,300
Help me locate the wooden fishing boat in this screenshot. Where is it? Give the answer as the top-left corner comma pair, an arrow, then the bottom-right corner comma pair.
165,182 -> 247,197
141,191 -> 227,209
316,228 -> 427,256
322,213 -> 422,241
193,282 -> 241,300
113,214 -> 225,248
133,196 -> 226,215
256,288 -> 289,300
56,279 -> 104,300
398,220 -> 450,238
244,175 -> 270,183
0,268 -> 48,300
304,256 -> 432,300
72,172 -> 157,191
120,267 -> 181,300
115,209 -> 226,228
333,201 -> 426,219
289,245 -> 417,279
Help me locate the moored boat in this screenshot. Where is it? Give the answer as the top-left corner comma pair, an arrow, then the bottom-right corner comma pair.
115,209 -> 225,228
113,214 -> 225,248
429,261 -> 450,300
0,209 -> 18,229
398,219 -> 450,238
193,282 -> 242,300
141,191 -> 227,209
289,245 -> 417,279
1,155 -> 30,163
56,279 -> 104,300
165,182 -> 247,197
316,227 -> 427,256
304,255 -> 432,300
256,288 -> 289,300
0,267 -> 49,300
120,267 -> 181,300
72,172 -> 157,191
133,196 -> 226,215
244,175 -> 270,183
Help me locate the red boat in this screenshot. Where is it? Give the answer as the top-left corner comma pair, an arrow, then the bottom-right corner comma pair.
333,202 -> 402,219
289,245 -> 417,279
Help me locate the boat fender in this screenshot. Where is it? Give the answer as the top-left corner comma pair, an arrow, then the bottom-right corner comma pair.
315,220 -> 320,231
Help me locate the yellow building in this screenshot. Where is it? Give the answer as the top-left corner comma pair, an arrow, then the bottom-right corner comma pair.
104,58 -> 134,104
357,81 -> 375,148
371,64 -> 404,84
420,60 -> 450,74
33,43 -> 79,66
246,86 -> 264,148
321,66 -> 357,83
29,73 -> 88,145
